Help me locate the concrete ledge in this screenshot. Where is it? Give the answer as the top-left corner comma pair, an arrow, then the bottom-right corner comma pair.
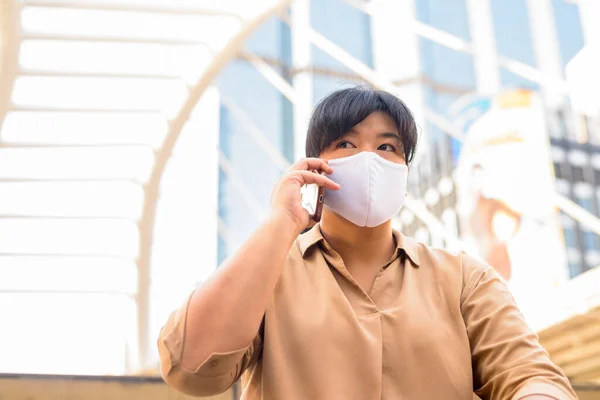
0,373 -> 232,400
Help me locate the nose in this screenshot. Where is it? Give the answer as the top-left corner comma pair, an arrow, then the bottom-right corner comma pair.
357,144 -> 378,153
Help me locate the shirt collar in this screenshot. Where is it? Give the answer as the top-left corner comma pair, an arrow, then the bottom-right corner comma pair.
298,224 -> 421,267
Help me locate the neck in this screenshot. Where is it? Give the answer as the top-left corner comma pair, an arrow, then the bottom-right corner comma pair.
319,209 -> 396,265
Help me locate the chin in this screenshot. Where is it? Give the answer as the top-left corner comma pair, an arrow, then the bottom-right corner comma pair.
324,210 -> 390,229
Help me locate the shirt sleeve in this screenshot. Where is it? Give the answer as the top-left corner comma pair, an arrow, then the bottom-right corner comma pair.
460,253 -> 577,400
157,292 -> 262,397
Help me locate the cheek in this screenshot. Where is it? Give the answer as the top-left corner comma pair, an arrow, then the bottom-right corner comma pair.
320,148 -> 357,160
318,150 -> 332,160
379,152 -> 406,164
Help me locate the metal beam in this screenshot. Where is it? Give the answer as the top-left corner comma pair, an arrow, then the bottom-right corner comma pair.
0,0 -> 22,140
0,142 -> 153,149
342,0 -> 569,95
217,150 -> 267,221
9,105 -> 165,114
423,108 -> 464,141
0,289 -> 136,296
6,107 -> 165,116
240,51 -> 299,105
342,0 -> 473,54
135,0 -> 296,370
18,68 -> 184,81
22,0 -> 242,18
555,194 -> 600,236
0,177 -> 143,184
220,96 -> 291,171
0,214 -> 137,221
22,32 -> 206,46
0,251 -> 135,259
497,55 -> 569,94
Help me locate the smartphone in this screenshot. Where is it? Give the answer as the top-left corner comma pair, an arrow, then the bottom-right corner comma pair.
313,185 -> 326,222
300,174 -> 326,222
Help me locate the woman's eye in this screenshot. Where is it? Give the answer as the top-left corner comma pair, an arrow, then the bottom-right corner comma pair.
378,144 -> 395,151
337,141 -> 355,149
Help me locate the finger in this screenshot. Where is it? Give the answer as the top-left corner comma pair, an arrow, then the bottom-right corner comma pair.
289,158 -> 333,174
291,170 -> 340,190
289,158 -> 329,173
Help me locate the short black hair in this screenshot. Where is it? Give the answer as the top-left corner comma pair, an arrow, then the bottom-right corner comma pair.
305,87 -> 418,164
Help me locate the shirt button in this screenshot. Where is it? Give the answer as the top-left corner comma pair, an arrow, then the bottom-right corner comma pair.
210,360 -> 219,368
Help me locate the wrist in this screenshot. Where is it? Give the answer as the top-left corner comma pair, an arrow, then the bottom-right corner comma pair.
268,208 -> 305,237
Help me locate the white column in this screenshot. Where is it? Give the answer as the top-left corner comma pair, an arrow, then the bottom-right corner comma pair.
369,0 -> 425,130
466,0 -> 500,94
146,86 -> 221,370
370,0 -> 431,234
370,0 -> 429,191
291,0 -> 313,161
527,0 -> 566,108
579,0 -> 600,46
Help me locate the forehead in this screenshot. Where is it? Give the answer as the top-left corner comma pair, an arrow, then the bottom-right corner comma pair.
351,111 -> 398,134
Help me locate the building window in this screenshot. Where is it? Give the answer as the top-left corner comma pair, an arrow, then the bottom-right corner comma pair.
490,0 -> 536,66
568,259 -> 584,279
576,197 -> 595,215
583,231 -> 599,251
418,38 -> 476,168
552,0 -> 585,70
585,251 -> 600,270
563,227 -> 578,249
571,166 -> 584,182
415,0 -> 471,40
554,162 -> 567,180
310,0 -> 373,104
310,0 -> 373,67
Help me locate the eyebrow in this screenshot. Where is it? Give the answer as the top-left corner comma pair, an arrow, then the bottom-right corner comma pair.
341,130 -> 403,145
344,131 -> 401,139
378,132 -> 402,142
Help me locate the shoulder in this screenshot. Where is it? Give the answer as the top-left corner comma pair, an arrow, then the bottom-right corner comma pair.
460,252 -> 497,288
409,236 -> 463,274
274,234 -> 317,285
395,230 -> 462,271
409,238 -> 497,299
414,238 -> 491,279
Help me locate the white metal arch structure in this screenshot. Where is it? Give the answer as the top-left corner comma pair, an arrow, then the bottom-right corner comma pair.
137,0 -> 295,370
0,0 -> 293,374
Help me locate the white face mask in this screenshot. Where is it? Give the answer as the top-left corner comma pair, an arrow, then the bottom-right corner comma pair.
325,151 -> 408,227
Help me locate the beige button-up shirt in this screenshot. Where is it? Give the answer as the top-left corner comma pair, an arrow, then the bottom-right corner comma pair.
158,225 -> 576,399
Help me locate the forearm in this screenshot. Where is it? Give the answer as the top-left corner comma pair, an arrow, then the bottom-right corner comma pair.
181,211 -> 300,369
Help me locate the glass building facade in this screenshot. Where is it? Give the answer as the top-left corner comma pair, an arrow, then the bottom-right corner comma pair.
216,0 -> 596,282
217,18 -> 294,264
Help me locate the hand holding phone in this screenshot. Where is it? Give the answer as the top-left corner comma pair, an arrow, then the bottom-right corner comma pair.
271,158 -> 338,233
300,171 -> 327,223
313,184 -> 326,222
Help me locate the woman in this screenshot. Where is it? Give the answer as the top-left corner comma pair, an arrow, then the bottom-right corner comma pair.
158,87 -> 575,399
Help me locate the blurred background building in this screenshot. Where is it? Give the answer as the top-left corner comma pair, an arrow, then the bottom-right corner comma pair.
0,0 -> 599,399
